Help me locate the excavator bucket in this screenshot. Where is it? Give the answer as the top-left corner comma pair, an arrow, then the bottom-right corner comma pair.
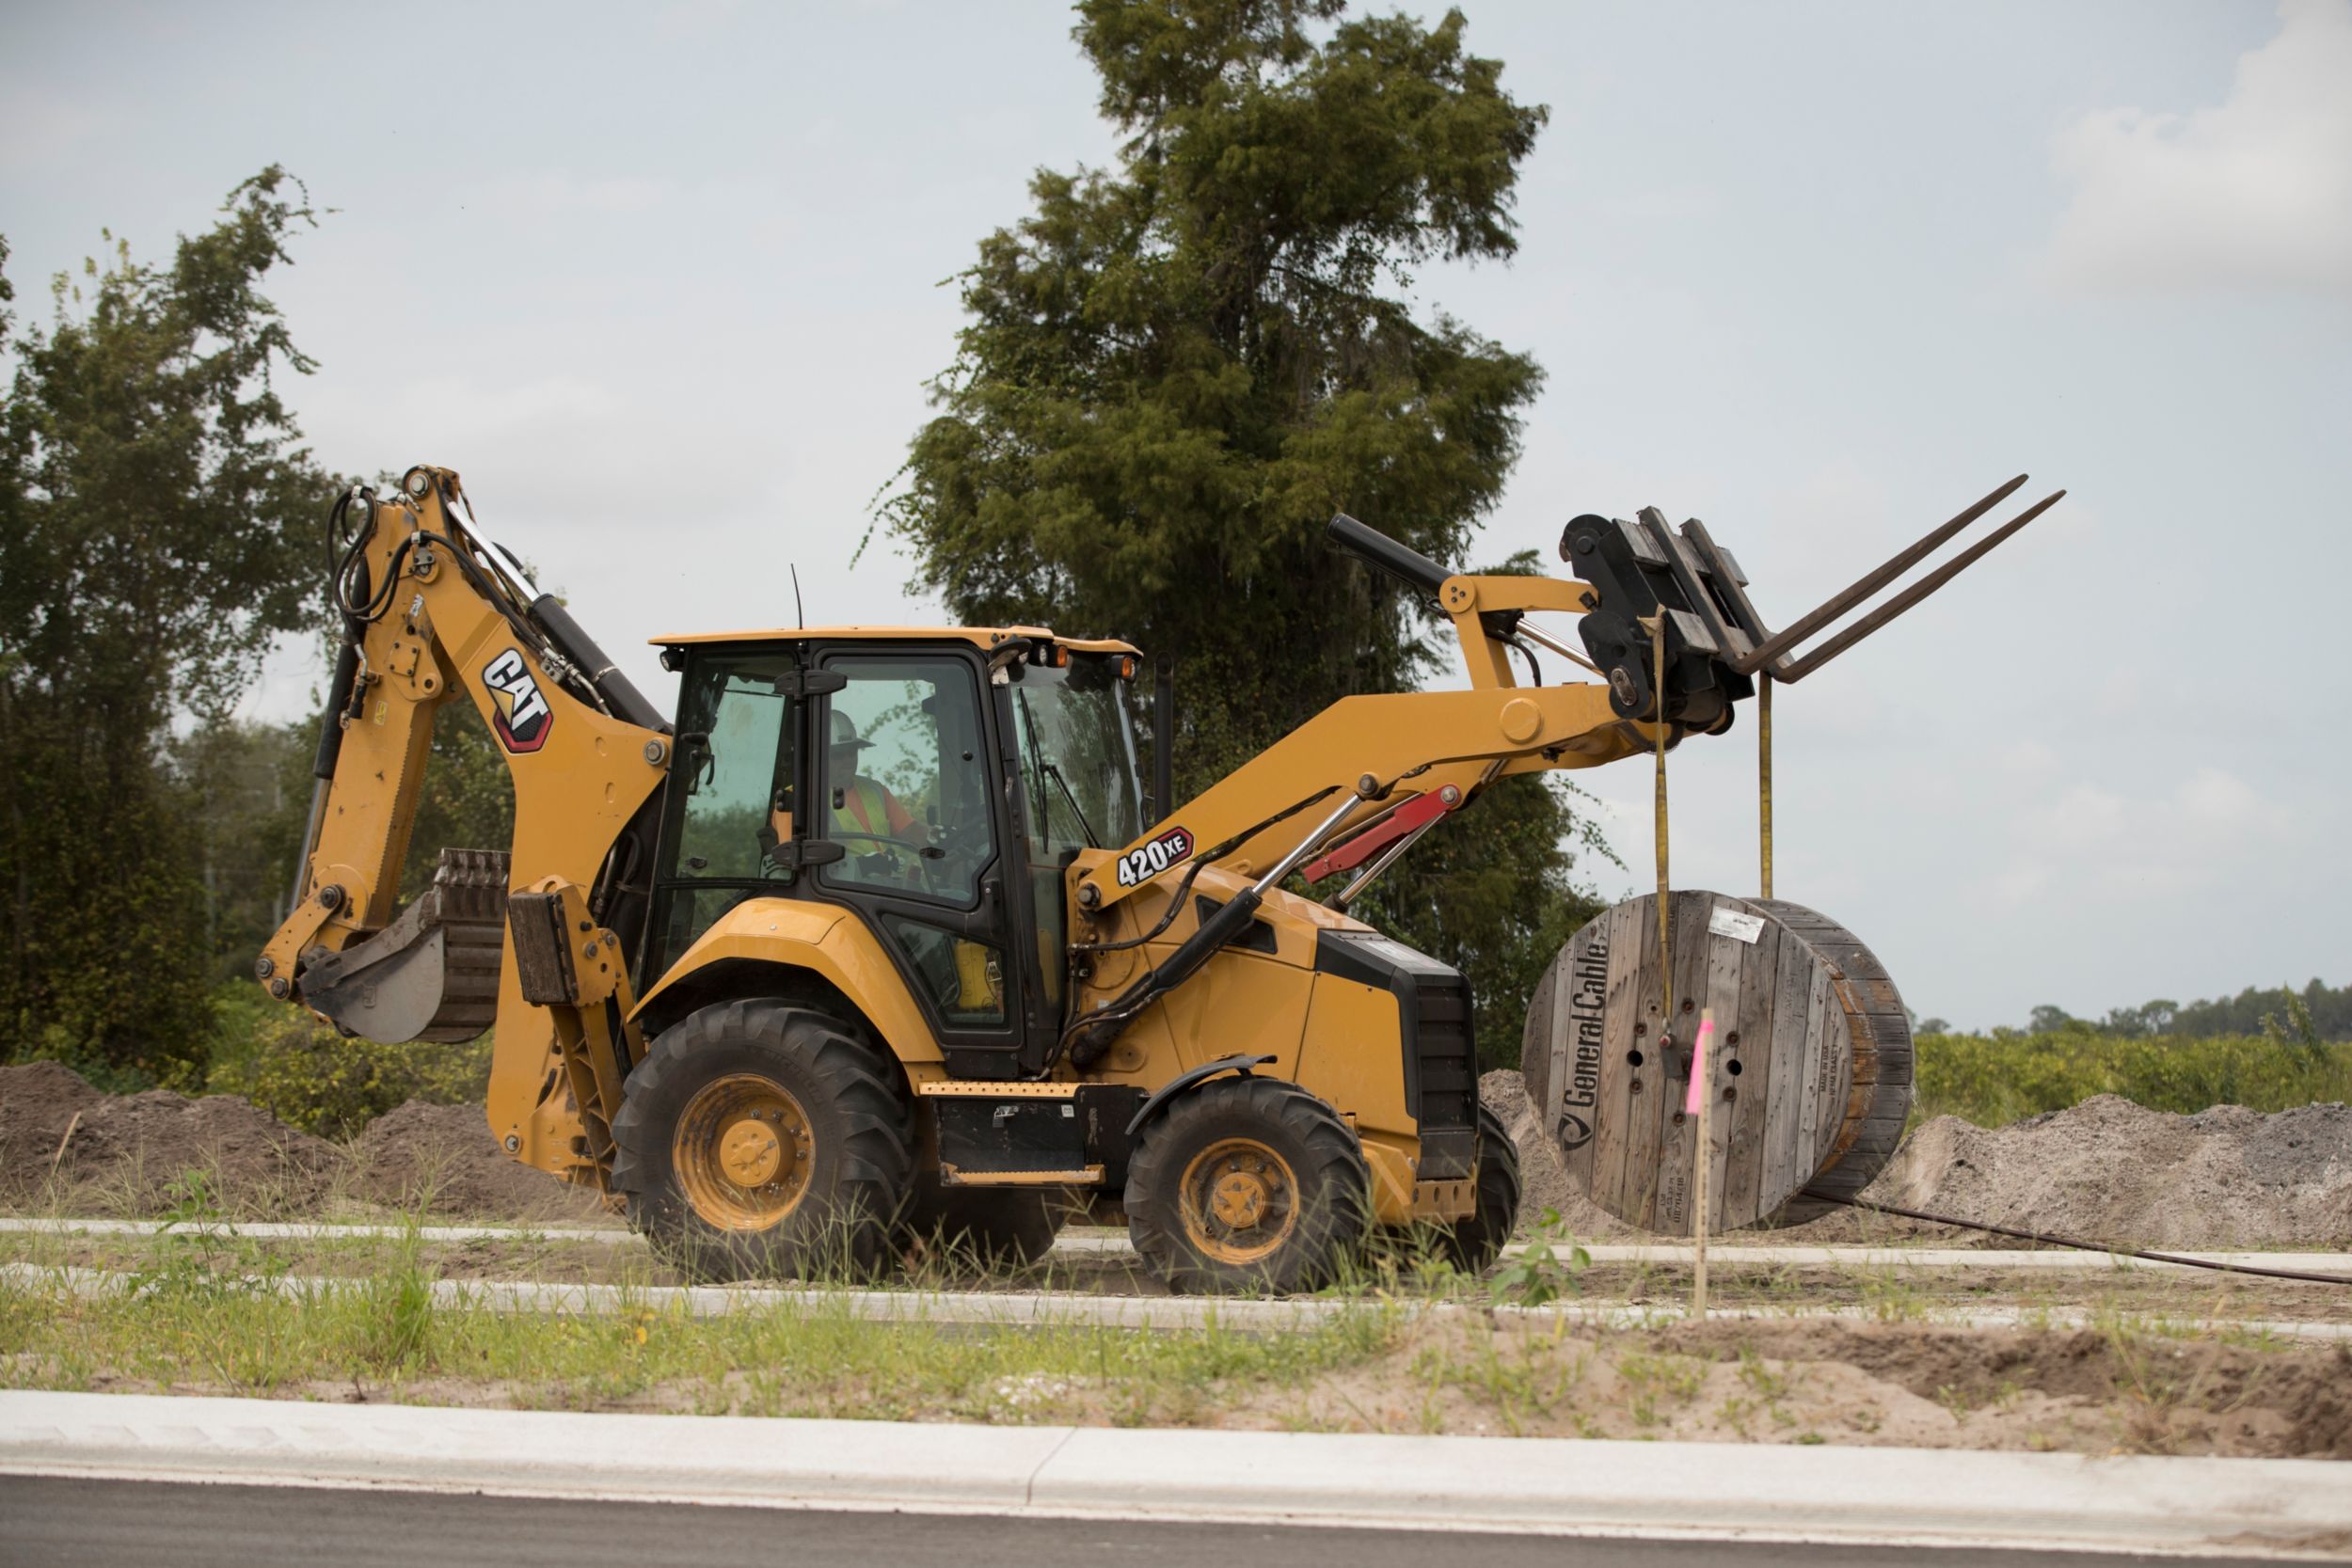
298,849 -> 511,1043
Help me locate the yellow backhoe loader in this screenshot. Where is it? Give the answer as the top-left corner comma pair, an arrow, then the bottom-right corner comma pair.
262,464 -> 2054,1291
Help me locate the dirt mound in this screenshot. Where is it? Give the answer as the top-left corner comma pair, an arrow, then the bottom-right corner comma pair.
0,1061 -> 334,1213
1653,1320 -> 2352,1460
1871,1096 -> 2352,1249
349,1100 -> 605,1222
1483,1069 -> 2352,1249
0,1061 -> 105,1175
1481,1067 -> 1633,1239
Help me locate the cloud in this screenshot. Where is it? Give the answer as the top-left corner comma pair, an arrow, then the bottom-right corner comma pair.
1968,764 -> 2295,911
2041,0 -> 2352,295
0,82 -> 109,175
491,174 -> 672,216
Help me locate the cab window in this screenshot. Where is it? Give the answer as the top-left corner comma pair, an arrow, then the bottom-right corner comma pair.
645,650 -> 798,980
817,656 -> 990,906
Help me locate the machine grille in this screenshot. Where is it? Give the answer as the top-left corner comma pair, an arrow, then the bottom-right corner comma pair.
1411,975 -> 1479,1180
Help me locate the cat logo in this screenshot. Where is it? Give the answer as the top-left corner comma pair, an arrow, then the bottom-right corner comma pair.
483,648 -> 552,753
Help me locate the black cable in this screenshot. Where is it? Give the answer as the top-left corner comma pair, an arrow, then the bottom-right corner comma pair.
1797,1189 -> 2352,1287
1507,635 -> 1543,686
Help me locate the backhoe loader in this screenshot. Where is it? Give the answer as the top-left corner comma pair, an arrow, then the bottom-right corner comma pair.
262,464 -> 2055,1291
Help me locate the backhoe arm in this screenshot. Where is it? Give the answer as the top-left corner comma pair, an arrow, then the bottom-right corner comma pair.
258,466 -> 672,1185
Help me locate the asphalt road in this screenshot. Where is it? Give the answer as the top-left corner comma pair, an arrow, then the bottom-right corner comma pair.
0,1477 -> 2295,1568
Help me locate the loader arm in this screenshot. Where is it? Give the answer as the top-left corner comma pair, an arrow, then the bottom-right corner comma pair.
258,466 -> 672,1186
1079,481 -> 2058,918
1074,564 -> 1653,919
1062,483 -> 2057,1072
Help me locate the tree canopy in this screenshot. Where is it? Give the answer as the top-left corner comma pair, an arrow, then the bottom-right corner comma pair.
0,168 -> 328,1079
887,0 -> 1601,1064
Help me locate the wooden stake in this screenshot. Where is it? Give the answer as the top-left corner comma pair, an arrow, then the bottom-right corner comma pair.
1691,1008 -> 1715,1318
49,1110 -> 82,1182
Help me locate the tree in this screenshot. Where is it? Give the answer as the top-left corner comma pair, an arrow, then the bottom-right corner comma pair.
173,692 -> 519,990
173,716 -> 310,983
2026,1005 -> 2076,1036
886,0 -> 1593,1066
0,168 -> 328,1081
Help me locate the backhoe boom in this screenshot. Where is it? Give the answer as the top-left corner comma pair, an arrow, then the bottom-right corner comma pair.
258,466 -> 671,1186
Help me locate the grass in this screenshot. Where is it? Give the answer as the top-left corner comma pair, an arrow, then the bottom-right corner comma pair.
1914,1028 -> 2352,1129
0,1182 -> 1403,1423
3,1208 -> 2341,1456
0,1250 -> 1400,1425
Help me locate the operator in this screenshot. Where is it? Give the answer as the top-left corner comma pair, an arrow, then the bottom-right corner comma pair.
829,709 -> 998,1015
828,710 -> 917,851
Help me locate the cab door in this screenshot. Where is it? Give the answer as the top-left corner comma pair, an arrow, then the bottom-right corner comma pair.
807,645 -> 1041,1079
640,644 -> 803,992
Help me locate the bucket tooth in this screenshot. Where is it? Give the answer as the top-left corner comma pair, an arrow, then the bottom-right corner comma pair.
299,848 -> 511,1042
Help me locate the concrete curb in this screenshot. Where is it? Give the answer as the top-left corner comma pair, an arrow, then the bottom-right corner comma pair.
7,1217 -> 2347,1277
0,1217 -> 634,1245
8,1261 -> 2347,1341
1,1389 -> 2345,1557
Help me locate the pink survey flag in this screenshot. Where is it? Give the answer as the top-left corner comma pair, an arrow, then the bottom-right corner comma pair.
1684,1013 -> 1714,1117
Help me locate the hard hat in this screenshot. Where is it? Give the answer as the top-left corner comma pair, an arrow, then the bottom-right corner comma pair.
829,710 -> 871,750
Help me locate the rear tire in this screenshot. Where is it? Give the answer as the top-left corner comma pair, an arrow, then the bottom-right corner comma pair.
1126,1076 -> 1368,1294
612,1001 -> 913,1282
1441,1101 -> 1522,1272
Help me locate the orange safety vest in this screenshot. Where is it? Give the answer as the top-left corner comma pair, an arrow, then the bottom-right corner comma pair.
832,776 -> 910,837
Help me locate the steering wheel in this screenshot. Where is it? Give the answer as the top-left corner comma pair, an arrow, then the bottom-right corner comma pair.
830,830 -> 942,888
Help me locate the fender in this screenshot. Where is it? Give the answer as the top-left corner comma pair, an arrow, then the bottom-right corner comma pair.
1123,1053 -> 1279,1138
630,897 -> 946,1068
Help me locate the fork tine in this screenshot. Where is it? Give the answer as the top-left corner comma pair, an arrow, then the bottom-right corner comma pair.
1775,491 -> 2065,683
1737,474 -> 2029,674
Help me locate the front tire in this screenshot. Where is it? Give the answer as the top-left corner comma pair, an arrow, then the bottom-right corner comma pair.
611,1001 -> 913,1282
1441,1101 -> 1522,1272
1126,1076 -> 1368,1294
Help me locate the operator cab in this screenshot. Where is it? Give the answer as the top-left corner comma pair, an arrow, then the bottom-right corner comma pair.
643,626 -> 1148,1079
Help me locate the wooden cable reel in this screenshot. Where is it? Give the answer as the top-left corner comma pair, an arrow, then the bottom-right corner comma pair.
1521,893 -> 1912,1235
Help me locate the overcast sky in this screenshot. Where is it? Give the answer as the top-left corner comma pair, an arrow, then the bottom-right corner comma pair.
4,0 -> 2345,1029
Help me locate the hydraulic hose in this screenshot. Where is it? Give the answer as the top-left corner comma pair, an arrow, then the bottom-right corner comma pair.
1062,793 -> 1362,1068
532,593 -> 668,733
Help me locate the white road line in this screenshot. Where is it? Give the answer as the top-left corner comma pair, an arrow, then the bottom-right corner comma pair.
6,1215 -> 2348,1276
7,1261 -> 2344,1340
2,1389 -> 2345,1557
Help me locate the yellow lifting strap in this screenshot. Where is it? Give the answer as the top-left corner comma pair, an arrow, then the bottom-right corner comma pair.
1650,614 -> 1672,1037
1758,672 -> 1774,900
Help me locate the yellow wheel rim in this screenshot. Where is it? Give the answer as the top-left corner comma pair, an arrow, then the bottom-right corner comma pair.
1178,1137 -> 1299,1265
673,1073 -> 813,1231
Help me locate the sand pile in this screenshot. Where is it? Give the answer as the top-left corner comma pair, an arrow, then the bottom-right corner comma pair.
1484,1069 -> 2352,1249
349,1100 -> 604,1222
1871,1097 -> 2352,1249
0,1061 -> 335,1213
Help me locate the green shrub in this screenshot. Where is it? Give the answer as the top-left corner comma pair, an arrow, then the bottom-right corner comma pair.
1914,1023 -> 2352,1129
204,985 -> 492,1137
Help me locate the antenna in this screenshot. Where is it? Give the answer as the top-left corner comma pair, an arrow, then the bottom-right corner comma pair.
790,564 -> 805,629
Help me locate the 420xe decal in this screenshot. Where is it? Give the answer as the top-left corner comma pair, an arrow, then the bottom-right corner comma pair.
1114,825 -> 1195,887
483,648 -> 553,753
